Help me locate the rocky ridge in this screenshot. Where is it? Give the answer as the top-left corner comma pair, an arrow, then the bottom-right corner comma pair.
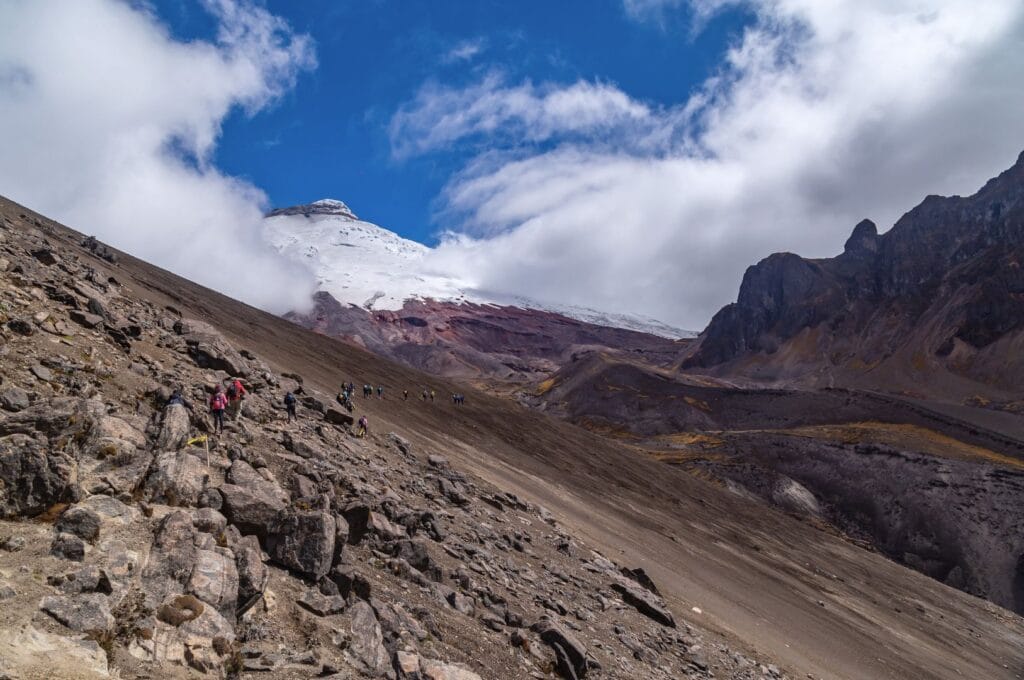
682,150 -> 1024,400
0,207 -> 783,678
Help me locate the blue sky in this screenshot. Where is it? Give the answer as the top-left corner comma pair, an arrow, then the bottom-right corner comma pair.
158,0 -> 751,244
2,1 -> 1023,324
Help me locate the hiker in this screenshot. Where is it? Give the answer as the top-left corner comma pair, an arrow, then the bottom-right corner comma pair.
209,386 -> 227,434
363,384 -> 371,399
356,415 -> 368,438
226,378 -> 246,418
377,385 -> 383,399
403,389 -> 409,401
167,388 -> 194,413
284,391 -> 297,423
421,389 -> 428,401
430,389 -> 435,402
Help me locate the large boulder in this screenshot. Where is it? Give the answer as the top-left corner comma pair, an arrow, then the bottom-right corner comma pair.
130,593 -> 236,674
155,403 -> 191,451
145,450 -> 209,507
265,509 -> 336,580
55,505 -> 102,543
344,601 -> 391,677
610,576 -> 676,628
39,593 -> 114,635
231,533 -> 268,614
219,461 -> 288,538
532,619 -> 589,679
187,548 -> 239,619
0,434 -> 78,518
176,319 -> 250,377
140,511 -> 198,610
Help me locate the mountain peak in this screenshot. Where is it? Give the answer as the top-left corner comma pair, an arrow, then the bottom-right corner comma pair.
266,198 -> 358,220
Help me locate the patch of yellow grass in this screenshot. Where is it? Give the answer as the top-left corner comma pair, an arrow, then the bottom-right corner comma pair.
535,378 -> 556,395
781,421 -> 1024,470
683,395 -> 711,412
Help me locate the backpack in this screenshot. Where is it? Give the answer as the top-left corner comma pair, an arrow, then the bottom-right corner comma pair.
284,393 -> 296,406
226,384 -> 238,399
210,393 -> 227,411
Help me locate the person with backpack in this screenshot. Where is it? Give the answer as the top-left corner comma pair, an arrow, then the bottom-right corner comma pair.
284,391 -> 297,423
226,378 -> 246,418
167,388 -> 194,413
377,385 -> 384,399
403,389 -> 409,401
209,385 -> 227,434
356,415 -> 368,438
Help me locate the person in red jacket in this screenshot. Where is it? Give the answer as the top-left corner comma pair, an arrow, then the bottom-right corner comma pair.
226,378 -> 246,419
209,385 -> 227,434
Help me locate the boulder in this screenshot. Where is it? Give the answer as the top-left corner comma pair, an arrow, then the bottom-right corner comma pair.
56,505 -> 102,543
531,619 -> 589,679
51,532 -> 86,562
40,593 -> 114,635
297,588 -> 346,616
187,548 -> 238,619
155,403 -> 191,450
344,601 -> 391,677
324,408 -> 354,427
131,593 -> 236,674
69,310 -> 104,329
145,450 -> 208,507
265,509 -> 336,580
140,511 -> 198,609
232,533 -> 268,614
176,319 -> 249,377
420,659 -> 484,680
610,576 -> 676,628
0,387 -> 29,412
0,434 -> 78,518
219,460 -> 288,537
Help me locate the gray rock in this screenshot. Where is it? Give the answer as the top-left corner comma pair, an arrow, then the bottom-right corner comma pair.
345,601 -> 392,677
56,506 -> 102,543
192,507 -> 227,535
145,450 -> 208,506
177,319 -> 250,377
611,576 -> 676,628
155,403 -> 191,451
531,619 -> 589,678
40,593 -> 114,634
50,532 -> 86,562
232,533 -> 268,614
219,461 -> 288,538
0,387 -> 29,412
0,433 -> 78,518
187,548 -> 238,618
69,310 -> 104,329
29,365 -> 53,382
297,589 -> 346,616
265,509 -> 336,580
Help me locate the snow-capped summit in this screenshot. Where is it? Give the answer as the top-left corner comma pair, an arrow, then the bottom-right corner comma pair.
266,198 -> 358,220
263,200 -> 695,339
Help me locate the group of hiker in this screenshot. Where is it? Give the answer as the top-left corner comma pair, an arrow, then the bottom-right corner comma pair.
208,378 -> 246,434
170,375 -> 467,442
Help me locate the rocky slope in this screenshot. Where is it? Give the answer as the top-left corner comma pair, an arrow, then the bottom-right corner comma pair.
1,195 -> 1023,680
286,292 -> 686,388
682,150 -> 1024,400
531,352 -> 1024,614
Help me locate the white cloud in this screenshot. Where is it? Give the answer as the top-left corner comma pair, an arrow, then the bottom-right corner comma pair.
443,37 -> 487,64
396,0 -> 1024,329
389,72 -> 659,160
0,0 -> 317,313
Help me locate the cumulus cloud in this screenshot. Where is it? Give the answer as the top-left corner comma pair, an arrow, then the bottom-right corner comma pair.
395,0 -> 1024,330
389,72 -> 660,159
0,0 -> 317,313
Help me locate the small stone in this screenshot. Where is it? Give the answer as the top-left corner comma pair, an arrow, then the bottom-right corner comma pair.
30,365 -> 53,382
51,532 -> 86,561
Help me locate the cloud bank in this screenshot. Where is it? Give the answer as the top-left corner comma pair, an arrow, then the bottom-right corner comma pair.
0,0 -> 317,313
395,0 -> 1024,329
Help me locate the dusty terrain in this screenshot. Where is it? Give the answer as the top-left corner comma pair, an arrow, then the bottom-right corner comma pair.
287,292 -> 685,390
1,198 -> 1023,680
